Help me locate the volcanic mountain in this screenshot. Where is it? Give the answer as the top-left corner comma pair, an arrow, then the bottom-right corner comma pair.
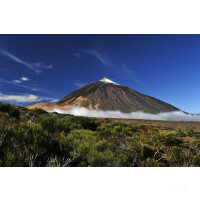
27,78 -> 179,114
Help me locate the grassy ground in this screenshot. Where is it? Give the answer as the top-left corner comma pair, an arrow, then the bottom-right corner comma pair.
1,102 -> 200,167
96,117 -> 200,131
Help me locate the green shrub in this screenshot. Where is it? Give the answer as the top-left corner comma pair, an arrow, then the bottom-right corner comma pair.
0,102 -> 20,119
163,135 -> 183,146
40,116 -> 56,133
141,144 -> 155,160
0,102 -> 200,167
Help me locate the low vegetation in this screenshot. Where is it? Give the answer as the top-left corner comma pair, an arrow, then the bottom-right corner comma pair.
0,102 -> 200,167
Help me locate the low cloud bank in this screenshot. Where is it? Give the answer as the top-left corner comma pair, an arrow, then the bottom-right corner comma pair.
48,106 -> 200,121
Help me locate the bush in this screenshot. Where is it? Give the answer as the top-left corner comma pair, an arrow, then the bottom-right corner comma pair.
88,149 -> 120,167
141,144 -> 155,160
0,102 -> 20,119
1,102 -> 200,167
163,135 -> 183,146
40,116 -> 56,133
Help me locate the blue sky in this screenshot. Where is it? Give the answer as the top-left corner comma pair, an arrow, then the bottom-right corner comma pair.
0,34 -> 200,113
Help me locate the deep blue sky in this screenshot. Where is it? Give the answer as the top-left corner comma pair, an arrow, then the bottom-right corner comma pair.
0,34 -> 200,113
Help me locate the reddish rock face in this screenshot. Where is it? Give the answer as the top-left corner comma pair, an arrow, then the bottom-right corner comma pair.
27,78 -> 179,113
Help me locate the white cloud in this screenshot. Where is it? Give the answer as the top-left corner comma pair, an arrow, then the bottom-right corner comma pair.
21,77 -> 30,81
48,106 -> 200,121
73,81 -> 85,87
0,78 -> 53,95
0,50 -> 53,74
0,93 -> 43,103
13,80 -> 22,84
50,99 -> 59,103
12,76 -> 30,84
0,92 -> 58,103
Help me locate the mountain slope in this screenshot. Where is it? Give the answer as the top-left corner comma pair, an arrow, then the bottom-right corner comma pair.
56,78 -> 179,113
27,78 -> 179,113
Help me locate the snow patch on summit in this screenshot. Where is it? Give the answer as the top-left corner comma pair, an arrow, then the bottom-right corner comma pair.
100,77 -> 119,85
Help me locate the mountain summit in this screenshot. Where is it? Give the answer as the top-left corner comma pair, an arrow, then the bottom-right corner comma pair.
99,77 -> 119,85
27,77 -> 179,114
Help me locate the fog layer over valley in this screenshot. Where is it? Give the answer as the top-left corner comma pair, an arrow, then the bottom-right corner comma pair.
48,106 -> 200,121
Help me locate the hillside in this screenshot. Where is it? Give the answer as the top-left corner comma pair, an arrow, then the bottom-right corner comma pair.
1,102 -> 200,167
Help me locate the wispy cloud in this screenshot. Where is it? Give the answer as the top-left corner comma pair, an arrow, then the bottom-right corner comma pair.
122,64 -> 134,73
12,76 -> 30,84
0,50 -> 53,74
77,49 -> 146,88
73,53 -> 82,58
13,80 -> 22,84
118,64 -> 148,87
0,92 -> 58,103
50,98 -> 59,103
73,80 -> 85,88
81,49 -> 110,67
0,78 -> 53,95
133,79 -> 148,87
